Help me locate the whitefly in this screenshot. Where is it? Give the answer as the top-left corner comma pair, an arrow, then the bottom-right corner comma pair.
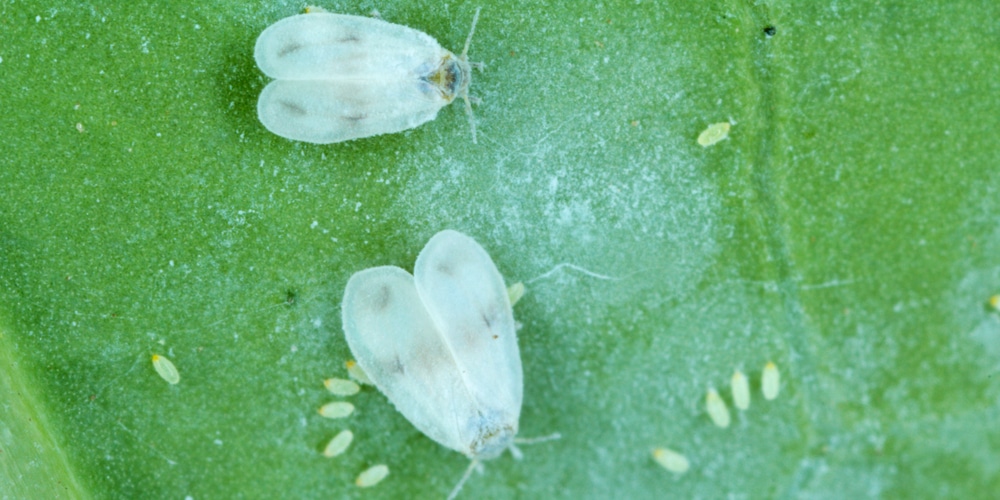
254,9 -> 482,144
341,230 -> 557,498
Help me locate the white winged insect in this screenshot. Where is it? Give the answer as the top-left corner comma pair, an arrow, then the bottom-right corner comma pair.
342,230 -> 551,498
254,9 -> 481,144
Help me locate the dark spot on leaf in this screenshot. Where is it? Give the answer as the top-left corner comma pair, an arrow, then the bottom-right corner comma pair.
764,25 -> 777,37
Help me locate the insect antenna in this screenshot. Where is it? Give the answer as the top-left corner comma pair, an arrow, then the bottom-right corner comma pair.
460,7 -> 482,144
447,458 -> 481,500
462,7 -> 481,59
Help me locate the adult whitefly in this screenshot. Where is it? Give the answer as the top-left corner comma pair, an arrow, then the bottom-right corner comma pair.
254,9 -> 482,144
342,230 -> 548,498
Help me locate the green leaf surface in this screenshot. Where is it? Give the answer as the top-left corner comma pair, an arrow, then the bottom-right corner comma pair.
2,1 -> 999,498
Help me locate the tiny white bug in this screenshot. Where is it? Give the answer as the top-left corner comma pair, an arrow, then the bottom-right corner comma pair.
324,377 -> 361,396
697,122 -> 731,147
318,401 -> 355,419
341,229 -> 526,498
731,370 -> 750,410
762,361 -> 781,400
151,354 -> 180,385
355,464 -> 390,487
322,429 -> 354,457
705,388 -> 730,428
651,447 -> 690,474
254,8 -> 481,144
345,359 -> 375,386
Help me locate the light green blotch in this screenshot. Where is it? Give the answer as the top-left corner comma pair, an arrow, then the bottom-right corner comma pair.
0,325 -> 89,499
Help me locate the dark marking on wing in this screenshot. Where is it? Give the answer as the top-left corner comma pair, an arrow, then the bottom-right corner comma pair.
481,301 -> 507,332
278,100 -> 307,117
435,260 -> 453,275
338,33 -> 362,43
342,113 -> 367,123
390,356 -> 406,375
370,284 -> 392,311
277,43 -> 303,58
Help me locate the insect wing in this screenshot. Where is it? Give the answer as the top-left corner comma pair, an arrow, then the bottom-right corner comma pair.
342,266 -> 476,453
257,79 -> 445,144
254,13 -> 443,81
413,231 -> 523,444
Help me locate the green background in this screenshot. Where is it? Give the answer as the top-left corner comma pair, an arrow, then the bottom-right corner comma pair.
2,0 -> 999,498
